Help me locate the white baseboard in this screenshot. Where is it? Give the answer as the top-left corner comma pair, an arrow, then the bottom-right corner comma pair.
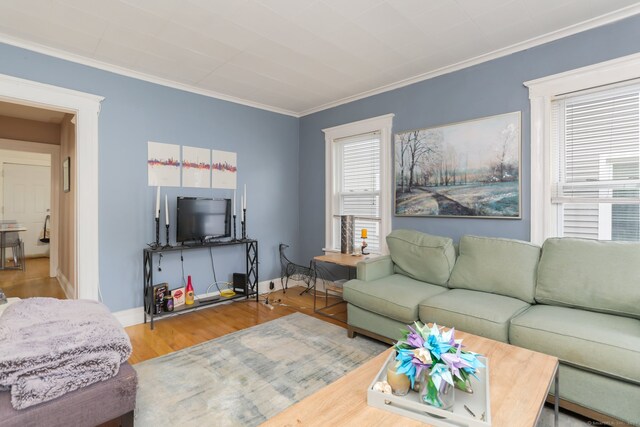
56,270 -> 75,299
113,306 -> 145,328
113,278 -> 290,328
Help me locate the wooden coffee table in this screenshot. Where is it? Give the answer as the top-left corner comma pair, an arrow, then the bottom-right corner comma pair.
262,330 -> 559,427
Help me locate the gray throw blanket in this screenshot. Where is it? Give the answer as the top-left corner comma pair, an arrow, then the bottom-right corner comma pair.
0,298 -> 132,410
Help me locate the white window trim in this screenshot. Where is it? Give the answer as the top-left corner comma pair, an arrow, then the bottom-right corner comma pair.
0,73 -> 104,301
323,114 -> 394,254
524,52 -> 640,245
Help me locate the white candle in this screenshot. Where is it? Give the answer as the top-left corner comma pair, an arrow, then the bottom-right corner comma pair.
165,195 -> 169,225
244,184 -> 247,211
155,186 -> 160,218
233,190 -> 236,216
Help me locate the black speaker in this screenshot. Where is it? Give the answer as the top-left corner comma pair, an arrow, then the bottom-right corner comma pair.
233,273 -> 247,294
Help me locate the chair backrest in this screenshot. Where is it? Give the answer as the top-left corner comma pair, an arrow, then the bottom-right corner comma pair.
279,243 -> 292,270
1,231 -> 20,247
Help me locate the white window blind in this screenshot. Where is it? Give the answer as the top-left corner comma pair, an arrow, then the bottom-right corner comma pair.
332,131 -> 381,252
551,84 -> 640,241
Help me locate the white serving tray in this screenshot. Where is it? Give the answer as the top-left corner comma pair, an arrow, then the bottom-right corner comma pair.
367,350 -> 492,427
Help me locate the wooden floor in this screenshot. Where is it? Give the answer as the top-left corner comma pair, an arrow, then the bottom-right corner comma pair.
0,264 -> 347,366
126,285 -> 347,364
0,257 -> 66,299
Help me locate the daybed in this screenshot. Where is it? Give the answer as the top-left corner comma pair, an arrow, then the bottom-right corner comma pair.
0,298 -> 138,427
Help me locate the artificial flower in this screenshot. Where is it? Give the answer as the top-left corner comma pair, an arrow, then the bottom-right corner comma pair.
393,321 -> 485,407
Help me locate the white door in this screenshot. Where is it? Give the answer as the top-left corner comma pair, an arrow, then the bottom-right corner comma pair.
3,163 -> 51,257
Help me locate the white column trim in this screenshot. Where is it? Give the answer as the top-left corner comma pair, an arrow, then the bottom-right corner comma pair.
524,52 -> 640,244
0,73 -> 104,301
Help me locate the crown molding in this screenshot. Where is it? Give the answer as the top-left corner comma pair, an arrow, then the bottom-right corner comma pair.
0,32 -> 299,118
299,4 -> 640,117
1,2 -> 639,119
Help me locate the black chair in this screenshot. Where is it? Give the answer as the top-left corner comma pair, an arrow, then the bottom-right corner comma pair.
279,243 -> 316,295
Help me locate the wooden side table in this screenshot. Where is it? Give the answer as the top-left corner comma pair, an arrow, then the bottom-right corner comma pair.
311,253 -> 379,321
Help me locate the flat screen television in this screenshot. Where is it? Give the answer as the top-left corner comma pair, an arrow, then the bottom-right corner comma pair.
176,197 -> 231,243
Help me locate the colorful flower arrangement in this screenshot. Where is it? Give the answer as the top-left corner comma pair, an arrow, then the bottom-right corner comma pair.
394,322 -> 484,407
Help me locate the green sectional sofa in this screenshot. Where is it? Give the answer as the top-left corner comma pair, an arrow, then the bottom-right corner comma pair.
344,229 -> 640,425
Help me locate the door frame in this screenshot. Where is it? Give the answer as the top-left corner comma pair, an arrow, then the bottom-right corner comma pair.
0,139 -> 59,275
0,73 -> 103,301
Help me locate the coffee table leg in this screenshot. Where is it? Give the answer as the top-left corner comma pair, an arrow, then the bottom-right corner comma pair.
554,368 -> 559,427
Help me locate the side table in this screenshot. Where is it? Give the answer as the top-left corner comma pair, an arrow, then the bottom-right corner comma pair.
311,253 -> 380,321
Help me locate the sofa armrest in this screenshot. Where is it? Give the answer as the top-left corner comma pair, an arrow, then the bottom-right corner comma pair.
356,255 -> 394,282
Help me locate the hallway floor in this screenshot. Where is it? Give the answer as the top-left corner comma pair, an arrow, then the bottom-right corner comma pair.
0,257 -> 66,299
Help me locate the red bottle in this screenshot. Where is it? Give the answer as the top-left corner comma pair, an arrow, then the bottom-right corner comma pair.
185,275 -> 195,305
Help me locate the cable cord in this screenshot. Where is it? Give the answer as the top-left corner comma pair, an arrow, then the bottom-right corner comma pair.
181,249 -> 186,287
208,247 -> 222,293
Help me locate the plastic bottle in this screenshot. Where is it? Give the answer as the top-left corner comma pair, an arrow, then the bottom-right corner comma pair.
163,290 -> 174,312
185,275 -> 195,305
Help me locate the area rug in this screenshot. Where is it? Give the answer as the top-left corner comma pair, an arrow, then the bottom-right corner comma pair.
133,312 -> 387,426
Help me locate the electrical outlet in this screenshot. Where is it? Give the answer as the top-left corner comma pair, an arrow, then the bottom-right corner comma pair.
269,281 -> 275,290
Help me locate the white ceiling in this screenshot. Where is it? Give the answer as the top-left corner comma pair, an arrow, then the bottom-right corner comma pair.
0,0 -> 639,116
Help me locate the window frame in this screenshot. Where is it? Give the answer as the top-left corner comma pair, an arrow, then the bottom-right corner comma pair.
323,114 -> 394,254
524,52 -> 640,244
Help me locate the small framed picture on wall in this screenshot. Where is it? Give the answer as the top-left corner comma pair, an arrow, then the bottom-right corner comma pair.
63,157 -> 70,193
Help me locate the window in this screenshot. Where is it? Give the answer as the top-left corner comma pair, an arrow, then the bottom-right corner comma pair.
552,86 -> 640,241
526,53 -> 640,244
323,114 -> 394,254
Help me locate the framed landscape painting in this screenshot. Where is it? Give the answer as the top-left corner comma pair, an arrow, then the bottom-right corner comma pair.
395,111 -> 521,218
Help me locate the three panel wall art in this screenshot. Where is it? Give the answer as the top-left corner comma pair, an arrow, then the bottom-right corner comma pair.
147,141 -> 237,189
394,111 -> 521,219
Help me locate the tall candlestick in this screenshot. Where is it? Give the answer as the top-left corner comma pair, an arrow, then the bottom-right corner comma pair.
241,196 -> 245,220
165,195 -> 169,225
244,184 -> 247,210
164,224 -> 170,248
232,214 -> 237,241
155,186 -> 160,218
233,190 -> 236,216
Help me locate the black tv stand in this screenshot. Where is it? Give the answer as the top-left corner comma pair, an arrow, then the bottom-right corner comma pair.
142,239 -> 258,329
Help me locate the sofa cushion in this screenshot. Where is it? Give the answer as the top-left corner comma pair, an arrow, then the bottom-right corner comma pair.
448,235 -> 540,303
386,229 -> 456,286
510,305 -> 640,384
419,289 -> 530,342
344,274 -> 447,324
536,238 -> 640,319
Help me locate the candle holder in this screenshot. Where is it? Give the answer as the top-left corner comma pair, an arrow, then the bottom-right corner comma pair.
242,208 -> 247,240
148,215 -> 161,249
163,224 -> 171,249
232,214 -> 238,241
360,228 -> 369,255
361,238 -> 369,255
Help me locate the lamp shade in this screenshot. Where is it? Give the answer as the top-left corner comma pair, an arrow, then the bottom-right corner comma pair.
340,215 -> 355,254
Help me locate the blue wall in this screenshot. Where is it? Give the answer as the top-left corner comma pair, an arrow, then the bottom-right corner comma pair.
0,43 -> 300,312
2,13 -> 640,311
298,15 -> 640,263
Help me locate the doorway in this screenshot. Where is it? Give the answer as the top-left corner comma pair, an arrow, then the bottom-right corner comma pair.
0,101 -> 68,299
0,72 -> 102,303
3,162 -> 51,258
